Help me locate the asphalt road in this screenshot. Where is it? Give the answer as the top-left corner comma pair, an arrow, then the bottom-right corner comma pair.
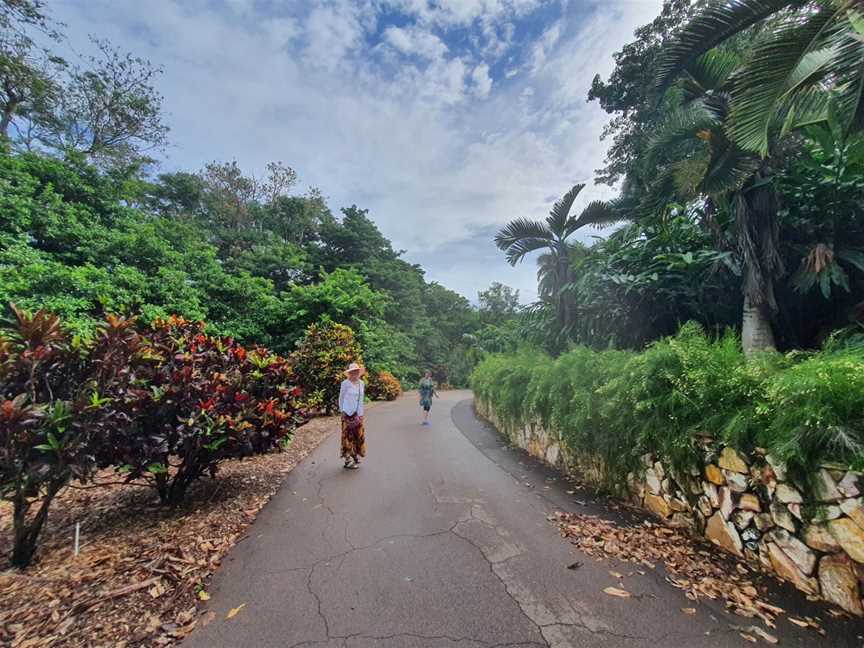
184,391 -> 861,648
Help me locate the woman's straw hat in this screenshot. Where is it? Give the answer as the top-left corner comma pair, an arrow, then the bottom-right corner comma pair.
344,362 -> 366,376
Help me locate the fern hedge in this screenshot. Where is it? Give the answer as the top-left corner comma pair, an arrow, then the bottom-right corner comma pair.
471,323 -> 864,489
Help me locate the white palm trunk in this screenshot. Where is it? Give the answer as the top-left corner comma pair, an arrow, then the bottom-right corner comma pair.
741,293 -> 776,355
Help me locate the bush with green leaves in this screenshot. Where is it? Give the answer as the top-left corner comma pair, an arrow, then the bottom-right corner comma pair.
472,323 -> 864,491
291,322 -> 363,414
366,370 -> 402,401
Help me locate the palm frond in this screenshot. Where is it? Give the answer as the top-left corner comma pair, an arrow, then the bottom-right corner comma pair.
779,86 -> 832,137
494,217 -> 553,266
546,184 -> 585,235
570,200 -> 624,231
645,102 -> 719,169
727,7 -> 837,155
826,16 -> 864,133
700,133 -> 762,193
655,0 -> 798,92
685,49 -> 742,93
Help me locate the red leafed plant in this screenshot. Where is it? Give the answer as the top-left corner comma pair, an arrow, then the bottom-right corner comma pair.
0,306 -> 145,567
1,307 -> 308,567
119,316 -> 307,505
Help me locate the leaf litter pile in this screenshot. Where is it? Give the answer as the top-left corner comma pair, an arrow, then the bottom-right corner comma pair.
554,511 -> 832,644
0,415 -> 339,648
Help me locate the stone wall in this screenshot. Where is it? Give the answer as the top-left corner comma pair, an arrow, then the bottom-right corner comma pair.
475,397 -> 864,616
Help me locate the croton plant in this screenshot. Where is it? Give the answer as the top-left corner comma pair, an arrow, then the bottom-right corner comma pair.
1,306 -> 307,568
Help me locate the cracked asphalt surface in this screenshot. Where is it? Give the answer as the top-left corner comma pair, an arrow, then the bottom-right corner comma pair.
184,391 -> 857,647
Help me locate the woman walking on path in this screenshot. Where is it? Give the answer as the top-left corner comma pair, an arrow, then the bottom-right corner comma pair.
418,370 -> 437,425
339,362 -> 366,469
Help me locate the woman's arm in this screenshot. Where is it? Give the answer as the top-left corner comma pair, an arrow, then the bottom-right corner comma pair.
338,380 -> 348,414
358,381 -> 365,417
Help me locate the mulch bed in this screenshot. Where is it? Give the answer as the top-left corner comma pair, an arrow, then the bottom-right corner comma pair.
0,415 -> 340,648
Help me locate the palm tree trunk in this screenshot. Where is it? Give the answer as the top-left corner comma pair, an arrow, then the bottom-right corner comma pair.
741,294 -> 775,355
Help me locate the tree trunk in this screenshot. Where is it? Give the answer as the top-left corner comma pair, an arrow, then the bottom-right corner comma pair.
12,478 -> 65,568
741,294 -> 776,355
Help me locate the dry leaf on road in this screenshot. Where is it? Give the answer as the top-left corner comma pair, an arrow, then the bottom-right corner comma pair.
603,587 -> 631,598
226,603 -> 246,619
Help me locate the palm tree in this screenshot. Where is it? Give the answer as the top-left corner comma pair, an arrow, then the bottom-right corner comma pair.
495,184 -> 619,342
645,49 -> 786,353
655,0 -> 864,156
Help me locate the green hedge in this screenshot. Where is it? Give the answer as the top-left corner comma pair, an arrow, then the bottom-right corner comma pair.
471,323 -> 864,488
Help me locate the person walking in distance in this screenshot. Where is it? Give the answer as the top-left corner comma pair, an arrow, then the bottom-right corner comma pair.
339,362 -> 366,469
418,370 -> 437,426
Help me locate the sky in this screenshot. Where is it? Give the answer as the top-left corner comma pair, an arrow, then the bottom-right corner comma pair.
54,0 -> 662,304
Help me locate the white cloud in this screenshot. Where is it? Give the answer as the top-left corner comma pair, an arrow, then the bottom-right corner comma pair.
530,21 -> 561,73
51,0 -> 663,303
383,25 -> 448,60
303,2 -> 372,69
471,63 -> 493,98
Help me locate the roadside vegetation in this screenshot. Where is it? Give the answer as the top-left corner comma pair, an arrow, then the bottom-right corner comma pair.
472,323 -> 864,488
478,0 -> 864,480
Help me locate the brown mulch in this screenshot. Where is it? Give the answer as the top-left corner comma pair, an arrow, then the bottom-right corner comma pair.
0,415 -> 341,648
554,512 -> 830,641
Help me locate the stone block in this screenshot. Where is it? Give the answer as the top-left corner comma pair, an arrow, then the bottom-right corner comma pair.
766,454 -> 788,481
738,493 -> 761,512
829,518 -> 864,563
768,529 -> 817,575
803,524 -> 842,554
706,511 -> 743,556
733,509 -> 755,530
704,463 -> 725,486
813,468 -> 843,503
703,481 -> 720,508
840,498 -> 864,529
645,492 -> 672,519
645,468 -> 662,495
770,501 -> 797,533
754,513 -> 775,532
718,447 -> 749,474
775,483 -> 803,504
818,554 -> 864,615
837,472 -> 861,498
719,487 -> 734,521
724,470 -> 749,493
767,542 -> 819,595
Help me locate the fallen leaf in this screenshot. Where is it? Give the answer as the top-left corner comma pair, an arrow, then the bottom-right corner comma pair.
603,587 -> 631,598
198,591 -> 210,601
739,633 -> 757,643
681,608 -> 696,615
748,626 -> 778,644
788,617 -> 809,628
567,561 -> 583,570
609,570 -> 624,579
226,603 -> 246,619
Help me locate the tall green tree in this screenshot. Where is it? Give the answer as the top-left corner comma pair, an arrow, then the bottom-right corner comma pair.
644,49 -> 789,352
656,0 -> 864,156
495,184 -> 618,343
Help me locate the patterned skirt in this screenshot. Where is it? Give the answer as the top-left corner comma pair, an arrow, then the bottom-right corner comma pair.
340,415 -> 366,459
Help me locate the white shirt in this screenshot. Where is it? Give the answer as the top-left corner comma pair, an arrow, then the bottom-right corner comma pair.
339,379 -> 364,416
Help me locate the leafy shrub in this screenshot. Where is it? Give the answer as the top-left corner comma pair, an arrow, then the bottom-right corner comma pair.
471,323 -> 864,491
367,370 -> 402,401
762,347 -> 864,474
117,316 -> 306,505
1,306 -> 306,566
291,322 -> 362,414
0,307 -> 146,567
